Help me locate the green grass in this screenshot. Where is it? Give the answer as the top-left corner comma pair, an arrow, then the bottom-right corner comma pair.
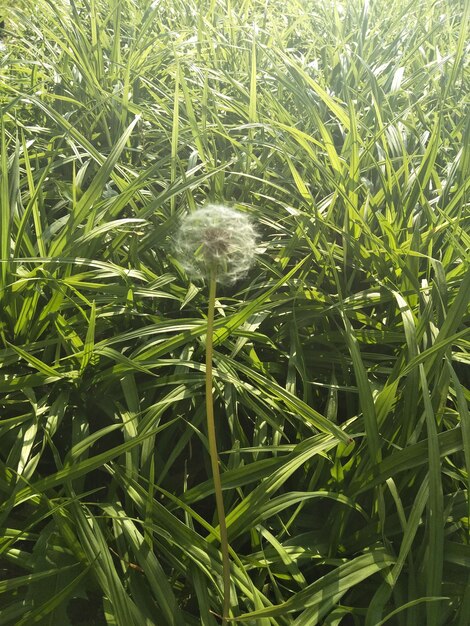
0,0 -> 469,624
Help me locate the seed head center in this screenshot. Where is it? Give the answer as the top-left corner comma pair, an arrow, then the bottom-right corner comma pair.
203,227 -> 230,258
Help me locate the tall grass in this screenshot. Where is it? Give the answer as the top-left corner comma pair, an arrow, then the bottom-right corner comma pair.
0,0 -> 468,624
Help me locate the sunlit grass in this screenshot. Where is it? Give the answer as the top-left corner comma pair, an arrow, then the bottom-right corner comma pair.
0,0 -> 469,624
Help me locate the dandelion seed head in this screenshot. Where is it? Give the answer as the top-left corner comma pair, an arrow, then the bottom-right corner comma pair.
175,204 -> 257,284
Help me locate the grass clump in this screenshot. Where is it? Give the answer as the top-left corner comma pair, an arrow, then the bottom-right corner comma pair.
0,0 -> 468,625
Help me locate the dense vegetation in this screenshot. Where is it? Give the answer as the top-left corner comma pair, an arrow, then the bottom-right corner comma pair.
0,0 -> 468,624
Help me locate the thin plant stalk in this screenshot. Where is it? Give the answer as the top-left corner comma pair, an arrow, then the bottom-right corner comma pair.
205,271 -> 232,624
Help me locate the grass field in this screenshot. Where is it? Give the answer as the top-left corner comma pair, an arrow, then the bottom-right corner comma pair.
0,0 -> 469,624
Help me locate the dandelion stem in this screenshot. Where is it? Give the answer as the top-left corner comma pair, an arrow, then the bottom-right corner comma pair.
205,271 -> 231,624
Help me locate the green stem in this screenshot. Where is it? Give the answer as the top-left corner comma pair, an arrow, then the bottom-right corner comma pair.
205,272 -> 231,624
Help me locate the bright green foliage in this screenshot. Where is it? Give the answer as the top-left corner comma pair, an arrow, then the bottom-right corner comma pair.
0,0 -> 468,624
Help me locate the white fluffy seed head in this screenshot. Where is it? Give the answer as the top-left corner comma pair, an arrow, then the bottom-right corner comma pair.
175,204 -> 257,284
